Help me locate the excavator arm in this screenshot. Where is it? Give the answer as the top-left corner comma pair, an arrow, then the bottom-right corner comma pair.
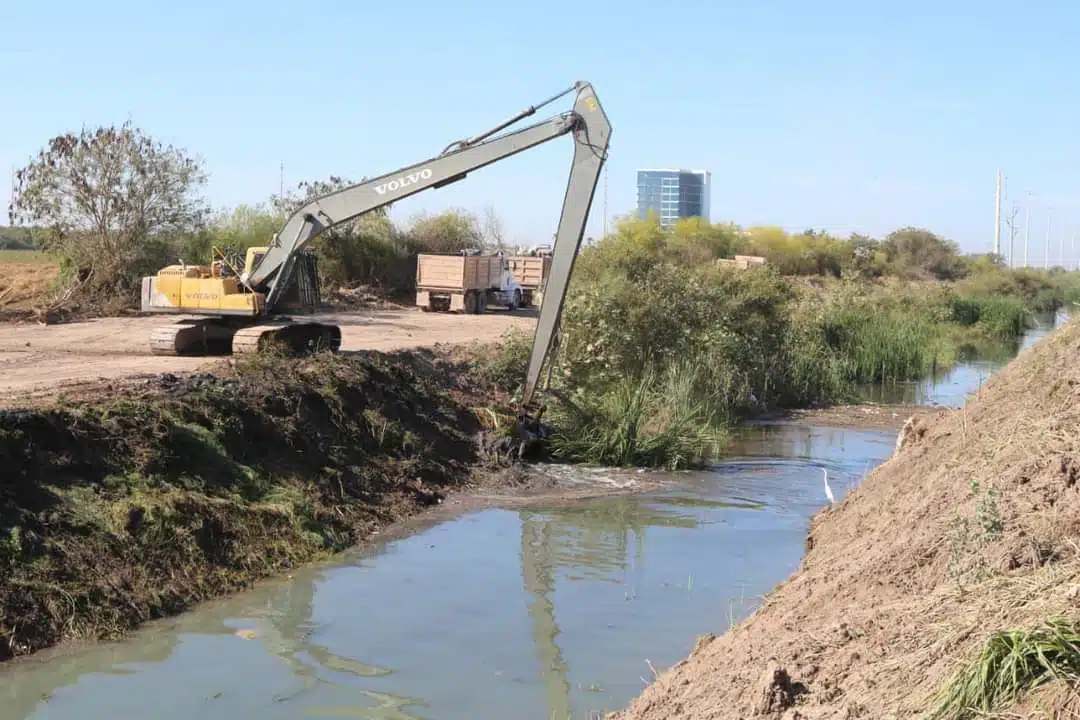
245,81 -> 611,408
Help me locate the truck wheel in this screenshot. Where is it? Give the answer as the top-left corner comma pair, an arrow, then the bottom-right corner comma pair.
463,291 -> 477,314
476,293 -> 488,313
509,289 -> 521,311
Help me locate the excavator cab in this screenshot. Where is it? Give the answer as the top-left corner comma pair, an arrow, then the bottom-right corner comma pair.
244,247 -> 268,276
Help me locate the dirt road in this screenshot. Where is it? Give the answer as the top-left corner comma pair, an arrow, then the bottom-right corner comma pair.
0,309 -> 536,405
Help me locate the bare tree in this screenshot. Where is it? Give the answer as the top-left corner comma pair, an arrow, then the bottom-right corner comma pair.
481,204 -> 506,252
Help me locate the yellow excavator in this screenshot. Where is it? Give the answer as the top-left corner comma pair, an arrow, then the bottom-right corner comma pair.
140,81 -> 611,404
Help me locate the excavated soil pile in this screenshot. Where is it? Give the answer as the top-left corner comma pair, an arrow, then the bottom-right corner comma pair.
614,318 -> 1080,719
0,349 -> 484,662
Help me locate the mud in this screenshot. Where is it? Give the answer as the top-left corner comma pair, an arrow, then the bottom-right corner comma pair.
612,317 -> 1080,718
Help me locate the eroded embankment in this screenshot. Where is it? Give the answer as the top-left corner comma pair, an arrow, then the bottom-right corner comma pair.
0,349 -> 493,662
613,317 -> 1080,719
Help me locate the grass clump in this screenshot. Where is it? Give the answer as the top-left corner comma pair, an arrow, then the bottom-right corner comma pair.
820,307 -> 942,383
928,616 -> 1080,720
548,359 -> 725,470
948,294 -> 1031,341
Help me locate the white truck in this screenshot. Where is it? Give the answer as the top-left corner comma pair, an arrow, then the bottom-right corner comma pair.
415,253 -> 524,313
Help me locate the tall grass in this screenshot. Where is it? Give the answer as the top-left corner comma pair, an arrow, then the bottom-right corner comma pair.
928,616 -> 1080,720
548,358 -> 726,470
821,309 -> 943,383
949,294 -> 1031,341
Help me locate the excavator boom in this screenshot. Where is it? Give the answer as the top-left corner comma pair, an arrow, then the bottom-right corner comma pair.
247,83 -> 608,309
140,81 -> 612,412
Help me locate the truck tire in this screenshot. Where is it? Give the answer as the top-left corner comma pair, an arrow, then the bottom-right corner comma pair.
509,289 -> 521,311
477,292 -> 488,313
463,291 -> 477,314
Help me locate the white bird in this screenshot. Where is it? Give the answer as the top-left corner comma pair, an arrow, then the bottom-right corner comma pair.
822,467 -> 835,504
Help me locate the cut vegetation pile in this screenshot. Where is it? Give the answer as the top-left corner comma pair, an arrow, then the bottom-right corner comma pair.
613,316 -> 1080,719
0,349 -> 483,661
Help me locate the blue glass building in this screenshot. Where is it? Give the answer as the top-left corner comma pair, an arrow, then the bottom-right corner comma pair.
635,168 -> 712,227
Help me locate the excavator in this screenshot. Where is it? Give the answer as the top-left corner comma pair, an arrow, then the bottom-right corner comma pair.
140,80 -> 611,409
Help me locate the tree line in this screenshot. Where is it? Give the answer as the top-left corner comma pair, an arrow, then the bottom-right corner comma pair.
6,120 -> 1068,312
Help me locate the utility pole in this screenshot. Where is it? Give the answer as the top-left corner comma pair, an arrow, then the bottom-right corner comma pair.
1007,204 -> 1020,267
1061,218 -> 1067,268
1072,226 -> 1077,271
279,161 -> 284,198
1024,194 -> 1032,267
993,170 -> 1003,256
1045,212 -> 1052,269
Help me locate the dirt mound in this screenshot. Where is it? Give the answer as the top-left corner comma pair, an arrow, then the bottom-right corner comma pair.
0,349 -> 485,661
613,317 -> 1080,719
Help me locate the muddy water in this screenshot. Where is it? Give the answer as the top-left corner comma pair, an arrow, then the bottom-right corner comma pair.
0,319 -> 1063,720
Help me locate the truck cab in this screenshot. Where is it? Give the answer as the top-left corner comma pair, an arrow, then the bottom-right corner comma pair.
493,256 -> 523,307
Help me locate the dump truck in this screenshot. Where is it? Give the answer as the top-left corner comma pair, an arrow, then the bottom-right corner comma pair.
505,254 -> 552,307
415,253 -> 523,313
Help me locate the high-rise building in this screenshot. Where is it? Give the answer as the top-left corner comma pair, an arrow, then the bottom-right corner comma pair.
636,168 -> 711,227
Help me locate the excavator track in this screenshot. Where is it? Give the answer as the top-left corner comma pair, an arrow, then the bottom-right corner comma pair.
149,319 -> 341,356
230,321 -> 342,356
149,320 -> 235,356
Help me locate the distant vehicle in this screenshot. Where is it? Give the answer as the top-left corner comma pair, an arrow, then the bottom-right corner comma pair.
505,254 -> 552,307
415,253 -> 524,312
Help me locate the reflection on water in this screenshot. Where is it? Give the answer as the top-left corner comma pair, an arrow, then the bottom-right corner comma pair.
0,425 -> 896,720
0,314 -> 1064,720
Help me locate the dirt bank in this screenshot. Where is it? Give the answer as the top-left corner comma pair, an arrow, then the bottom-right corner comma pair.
0,347 -> 513,662
0,309 -> 536,406
613,317 -> 1080,719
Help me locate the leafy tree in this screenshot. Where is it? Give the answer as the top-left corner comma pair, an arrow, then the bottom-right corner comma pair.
882,227 -> 966,280
8,121 -> 209,296
667,217 -> 742,265
843,233 -> 888,279
405,208 -> 484,254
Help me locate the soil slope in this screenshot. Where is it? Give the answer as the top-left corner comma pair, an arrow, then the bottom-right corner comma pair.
613,317 -> 1080,719
0,348 -> 494,661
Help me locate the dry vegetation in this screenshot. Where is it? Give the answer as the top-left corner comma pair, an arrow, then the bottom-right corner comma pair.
612,316 -> 1080,719
0,251 -> 60,318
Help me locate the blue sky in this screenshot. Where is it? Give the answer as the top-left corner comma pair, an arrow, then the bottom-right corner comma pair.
2,0 -> 1079,260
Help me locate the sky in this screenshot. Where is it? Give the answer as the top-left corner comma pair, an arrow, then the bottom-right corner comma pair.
2,0 -> 1080,260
